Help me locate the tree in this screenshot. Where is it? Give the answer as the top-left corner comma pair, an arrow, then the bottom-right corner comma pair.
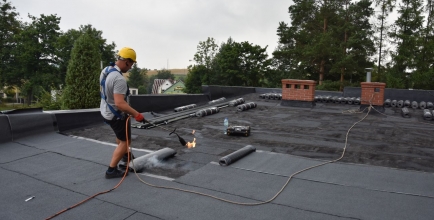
0,0 -> 20,87
184,64 -> 206,93
127,64 -> 143,88
389,0 -> 424,88
62,33 -> 101,109
11,14 -> 61,104
374,0 -> 396,80
57,24 -> 116,88
412,0 -> 434,89
212,37 -> 271,87
193,37 -> 219,85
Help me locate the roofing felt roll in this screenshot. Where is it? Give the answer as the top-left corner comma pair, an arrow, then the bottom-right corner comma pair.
411,101 -> 418,109
397,100 -> 404,108
427,102 -> 434,110
354,97 -> 361,105
404,100 -> 411,108
384,99 -> 391,107
7,112 -> 57,140
420,101 -> 426,109
391,100 -> 397,107
129,148 -> 176,173
219,145 -> 256,166
401,107 -> 411,118
423,109 -> 432,120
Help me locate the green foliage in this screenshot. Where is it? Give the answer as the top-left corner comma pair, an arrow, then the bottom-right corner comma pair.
127,64 -> 143,88
138,85 -> 147,94
36,88 -> 62,110
56,25 -> 116,88
0,0 -> 20,87
62,33 -> 101,109
9,14 -> 61,104
184,65 -> 206,93
316,80 -> 358,91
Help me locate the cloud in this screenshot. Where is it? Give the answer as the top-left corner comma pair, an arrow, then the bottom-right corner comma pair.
13,0 -> 292,69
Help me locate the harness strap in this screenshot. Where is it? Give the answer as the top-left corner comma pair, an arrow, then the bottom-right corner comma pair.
100,66 -> 127,119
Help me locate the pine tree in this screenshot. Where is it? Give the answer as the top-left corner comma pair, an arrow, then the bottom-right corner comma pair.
62,33 -> 101,109
389,0 -> 424,88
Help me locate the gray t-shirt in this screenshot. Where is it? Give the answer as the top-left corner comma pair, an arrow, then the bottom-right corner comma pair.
100,65 -> 128,120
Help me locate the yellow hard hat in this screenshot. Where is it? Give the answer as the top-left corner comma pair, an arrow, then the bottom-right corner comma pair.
117,47 -> 137,62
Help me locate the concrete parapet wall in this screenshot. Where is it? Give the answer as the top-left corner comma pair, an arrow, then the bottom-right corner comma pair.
129,94 -> 210,113
202,85 -> 256,100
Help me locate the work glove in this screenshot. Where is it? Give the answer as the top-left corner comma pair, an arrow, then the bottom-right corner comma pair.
135,114 -> 146,123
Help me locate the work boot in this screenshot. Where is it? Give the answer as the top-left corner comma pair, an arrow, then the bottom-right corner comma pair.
121,152 -> 135,162
105,167 -> 127,179
118,161 -> 135,172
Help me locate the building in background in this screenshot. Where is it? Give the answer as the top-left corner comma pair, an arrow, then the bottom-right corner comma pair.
162,80 -> 185,94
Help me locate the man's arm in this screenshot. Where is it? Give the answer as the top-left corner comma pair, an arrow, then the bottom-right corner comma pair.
113,93 -> 141,118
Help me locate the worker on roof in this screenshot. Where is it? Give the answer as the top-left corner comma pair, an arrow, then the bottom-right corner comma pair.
100,47 -> 146,179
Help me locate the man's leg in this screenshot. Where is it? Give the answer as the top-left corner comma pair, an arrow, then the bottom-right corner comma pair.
109,138 -> 132,167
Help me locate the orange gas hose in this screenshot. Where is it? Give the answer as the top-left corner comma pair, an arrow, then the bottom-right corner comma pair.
46,116 -> 132,220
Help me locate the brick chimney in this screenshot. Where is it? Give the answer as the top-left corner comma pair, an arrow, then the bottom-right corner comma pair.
281,79 -> 316,108
360,82 -> 386,105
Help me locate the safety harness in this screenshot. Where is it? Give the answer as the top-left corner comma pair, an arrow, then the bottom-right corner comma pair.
100,64 -> 130,120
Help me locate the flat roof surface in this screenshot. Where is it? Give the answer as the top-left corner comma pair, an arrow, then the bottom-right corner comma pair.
1,93 -> 434,219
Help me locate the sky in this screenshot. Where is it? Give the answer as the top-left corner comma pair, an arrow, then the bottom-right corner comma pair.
12,0 -> 293,70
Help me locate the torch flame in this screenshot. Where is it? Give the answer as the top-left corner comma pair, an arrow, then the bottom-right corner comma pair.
186,138 -> 196,148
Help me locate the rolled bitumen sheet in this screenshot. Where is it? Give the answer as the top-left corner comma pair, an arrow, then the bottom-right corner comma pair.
236,102 -> 257,112
428,102 -> 434,110
332,96 -> 339,103
397,100 -> 404,108
314,96 -> 322,102
354,97 -> 361,105
219,145 -> 256,166
420,101 -> 427,109
423,109 -> 432,120
228,98 -> 245,107
7,112 -> 57,140
208,97 -> 226,104
384,99 -> 391,107
174,104 -> 197,112
195,107 -> 219,117
391,100 -> 397,107
411,101 -> 418,109
340,97 -> 348,104
401,107 -> 411,118
348,97 -> 355,105
404,100 -> 411,108
129,148 -> 176,172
